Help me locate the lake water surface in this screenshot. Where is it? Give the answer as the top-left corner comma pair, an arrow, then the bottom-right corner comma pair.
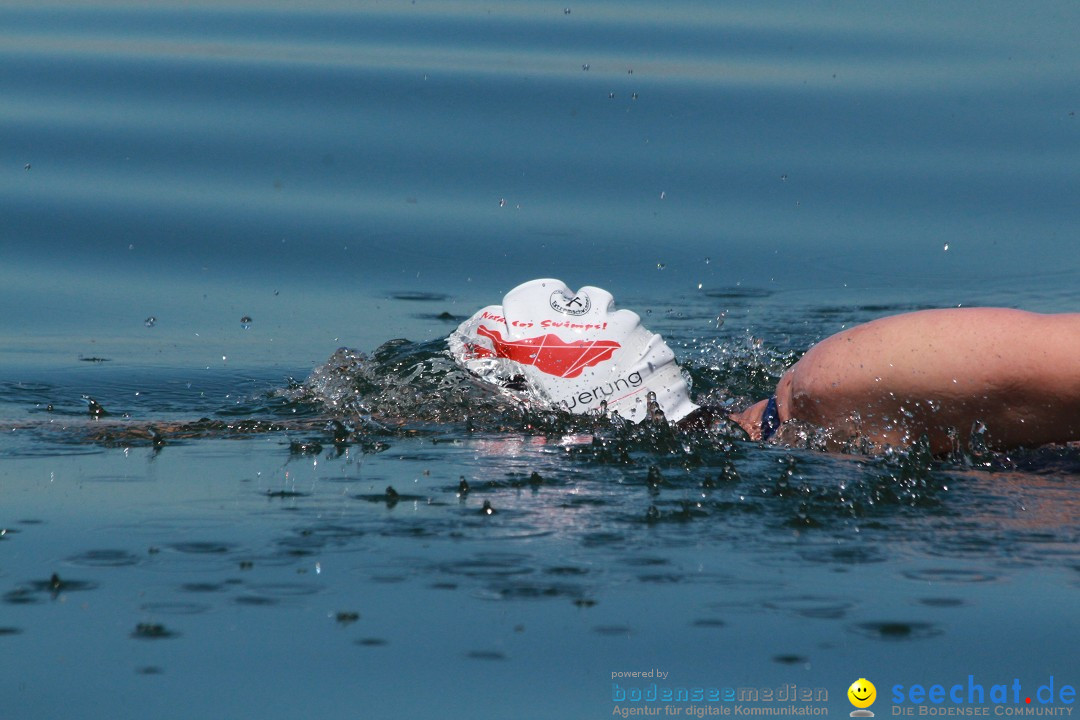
1,2 -> 1077,718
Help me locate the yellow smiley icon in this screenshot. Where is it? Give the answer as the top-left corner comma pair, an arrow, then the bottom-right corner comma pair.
848,678 -> 877,709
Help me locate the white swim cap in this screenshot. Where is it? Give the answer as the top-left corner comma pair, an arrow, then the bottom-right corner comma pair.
448,279 -> 698,423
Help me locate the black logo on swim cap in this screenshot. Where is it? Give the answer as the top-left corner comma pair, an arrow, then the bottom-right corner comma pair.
549,289 -> 591,316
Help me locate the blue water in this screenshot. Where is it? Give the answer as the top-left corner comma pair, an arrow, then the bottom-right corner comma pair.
1,2 -> 1078,718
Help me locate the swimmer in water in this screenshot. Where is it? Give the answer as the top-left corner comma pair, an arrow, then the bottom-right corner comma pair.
450,279 -> 1080,454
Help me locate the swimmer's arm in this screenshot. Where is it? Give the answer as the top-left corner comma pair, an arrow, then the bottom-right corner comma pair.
773,308 -> 1080,450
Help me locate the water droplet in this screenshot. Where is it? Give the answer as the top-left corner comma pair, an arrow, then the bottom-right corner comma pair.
646,465 -> 663,486
132,623 -> 178,640
144,316 -> 156,328
84,396 -> 107,417
240,316 -> 252,329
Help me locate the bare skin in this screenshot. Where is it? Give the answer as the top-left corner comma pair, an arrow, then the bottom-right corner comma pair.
730,308 -> 1080,454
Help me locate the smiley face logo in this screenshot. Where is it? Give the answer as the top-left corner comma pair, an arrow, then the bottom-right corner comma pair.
848,678 -> 877,710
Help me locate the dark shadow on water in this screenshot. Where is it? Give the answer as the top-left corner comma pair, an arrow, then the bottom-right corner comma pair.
67,549 -> 142,567
917,597 -> 967,608
131,623 -> 180,640
702,287 -> 773,299
170,542 -> 238,555
850,621 -> 943,641
763,596 -> 855,620
413,312 -> 466,323
389,291 -> 451,302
